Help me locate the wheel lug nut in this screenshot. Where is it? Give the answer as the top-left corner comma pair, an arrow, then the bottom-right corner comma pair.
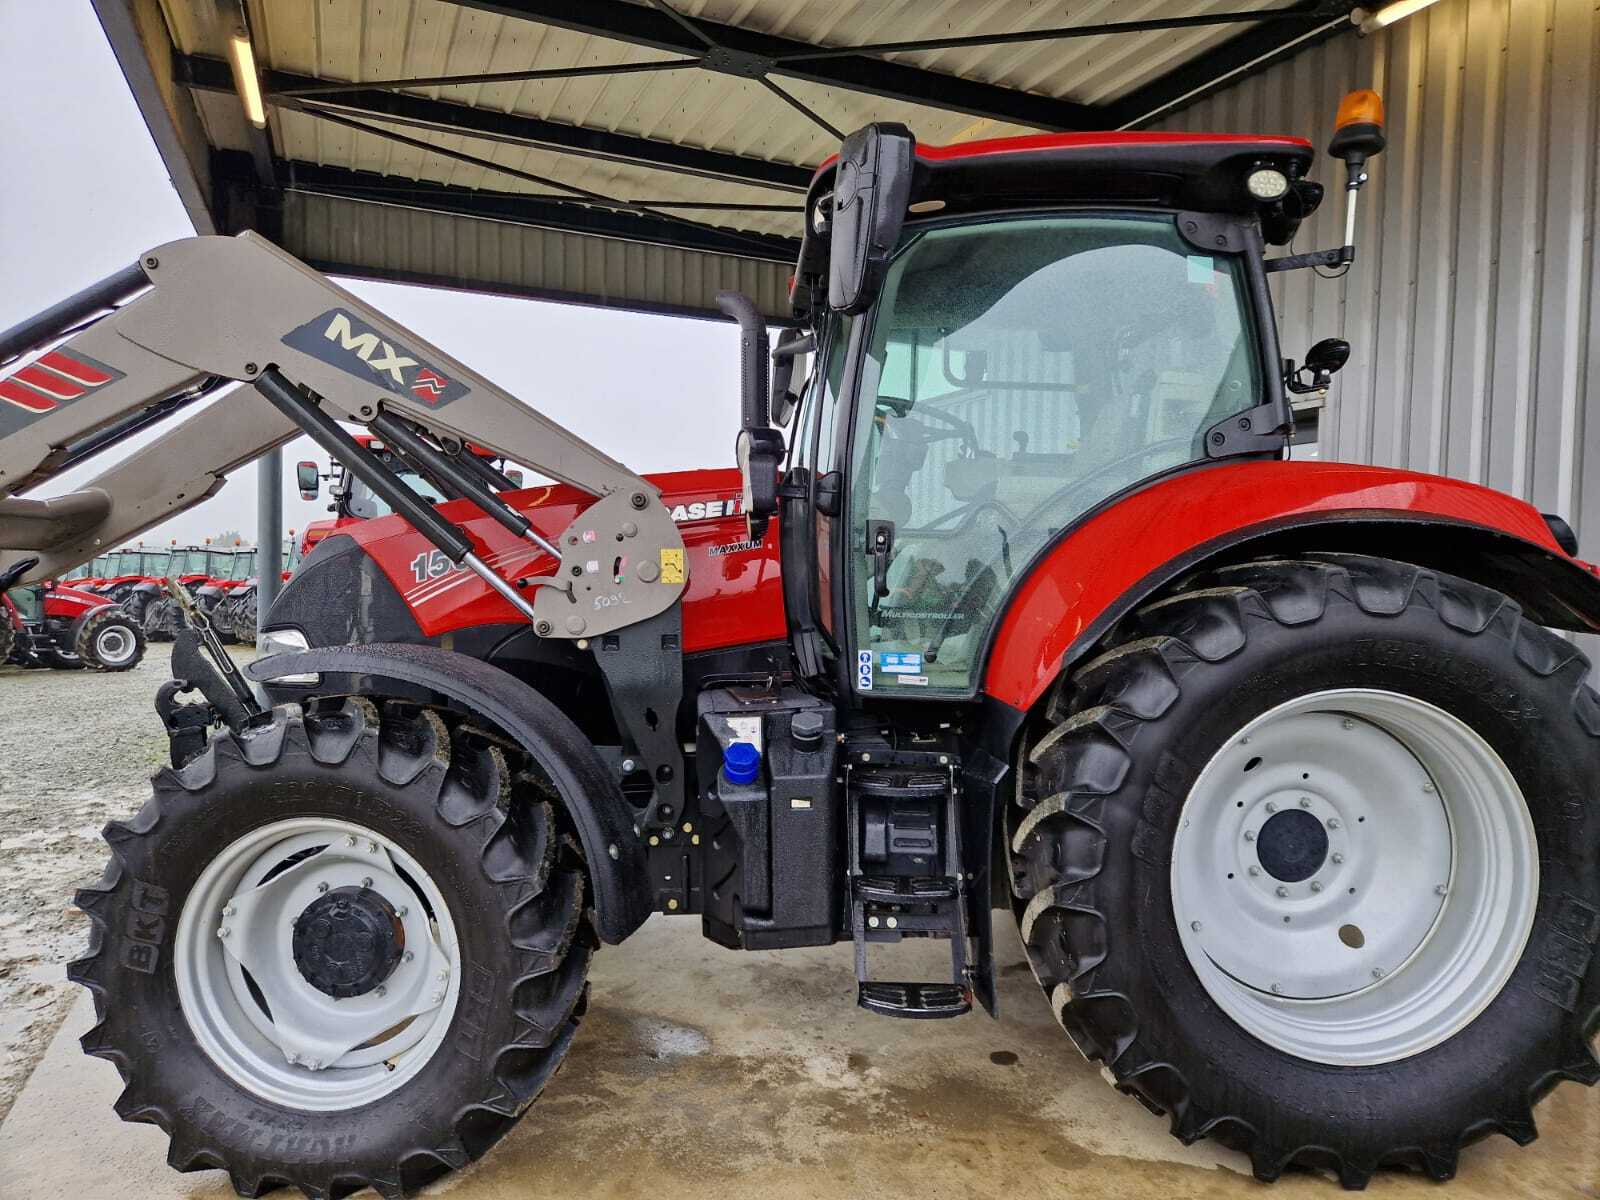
346,835 -> 357,847
396,906 -> 408,918
403,951 -> 414,963
1422,782 -> 1435,794
1371,967 -> 1385,980
1299,796 -> 1312,808
1341,718 -> 1355,730
1331,852 -> 1344,864
1434,884 -> 1447,896
216,926 -> 231,938
1190,921 -> 1202,932
375,985 -> 386,997
1264,802 -> 1277,813
1270,983 -> 1283,994
431,991 -> 444,1005
361,876 -> 374,889
1248,866 -> 1261,877
1327,818 -> 1341,829
222,904 -> 236,917
1243,830 -> 1256,842
1310,881 -> 1323,893
1275,885 -> 1289,898
316,881 -> 330,893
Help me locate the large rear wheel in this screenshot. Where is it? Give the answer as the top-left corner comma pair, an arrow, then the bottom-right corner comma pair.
1010,554 -> 1600,1185
70,698 -> 594,1198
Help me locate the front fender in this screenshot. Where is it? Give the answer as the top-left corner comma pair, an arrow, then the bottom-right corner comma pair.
248,642 -> 652,943
984,460 -> 1600,711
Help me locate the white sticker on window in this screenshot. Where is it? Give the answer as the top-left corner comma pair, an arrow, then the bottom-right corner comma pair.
878,651 -> 923,675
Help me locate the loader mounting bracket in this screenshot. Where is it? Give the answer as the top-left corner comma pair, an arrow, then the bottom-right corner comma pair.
591,604 -> 687,835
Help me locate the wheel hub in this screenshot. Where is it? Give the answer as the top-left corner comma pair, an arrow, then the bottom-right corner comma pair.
1255,807 -> 1328,882
292,885 -> 405,998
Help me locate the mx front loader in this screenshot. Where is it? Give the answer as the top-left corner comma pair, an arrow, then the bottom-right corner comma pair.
0,92 -> 1596,1196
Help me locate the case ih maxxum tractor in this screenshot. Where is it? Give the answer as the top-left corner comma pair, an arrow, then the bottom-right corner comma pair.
0,95 -> 1595,1195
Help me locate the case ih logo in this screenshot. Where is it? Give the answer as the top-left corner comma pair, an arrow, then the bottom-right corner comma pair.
282,309 -> 471,408
0,350 -> 123,416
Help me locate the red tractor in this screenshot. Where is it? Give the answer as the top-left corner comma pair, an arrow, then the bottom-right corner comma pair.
141,544 -> 239,642
90,545 -> 174,623
0,94 -> 1595,1195
0,557 -> 146,671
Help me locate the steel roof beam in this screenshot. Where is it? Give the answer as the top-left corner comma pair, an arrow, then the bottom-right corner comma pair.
212,151 -> 800,262
443,0 -> 1103,130
776,4 -> 1343,61
1108,4 -> 1360,128
177,53 -> 813,192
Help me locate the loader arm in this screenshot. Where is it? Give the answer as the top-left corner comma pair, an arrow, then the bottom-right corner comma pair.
0,232 -> 687,633
0,393 -> 298,583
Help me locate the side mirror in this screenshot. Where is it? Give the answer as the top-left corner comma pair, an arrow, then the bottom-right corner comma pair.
770,331 -> 815,427
715,290 -> 785,542
295,461 -> 320,501
828,123 -> 915,314
1286,337 -> 1351,395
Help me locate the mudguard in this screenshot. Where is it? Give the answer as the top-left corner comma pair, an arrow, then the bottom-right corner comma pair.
985,460 -> 1600,711
248,642 -> 652,943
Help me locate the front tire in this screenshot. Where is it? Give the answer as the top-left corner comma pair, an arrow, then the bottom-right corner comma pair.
76,607 -> 147,671
70,699 -> 594,1198
1010,554 -> 1600,1186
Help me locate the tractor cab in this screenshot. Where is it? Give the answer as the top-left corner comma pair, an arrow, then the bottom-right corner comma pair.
762,127 -> 1333,700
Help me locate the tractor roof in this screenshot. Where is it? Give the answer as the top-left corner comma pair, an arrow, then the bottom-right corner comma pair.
792,130 -> 1316,312
814,130 -> 1313,216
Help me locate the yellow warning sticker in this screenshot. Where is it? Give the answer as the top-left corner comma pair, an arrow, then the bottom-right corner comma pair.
659,548 -> 685,584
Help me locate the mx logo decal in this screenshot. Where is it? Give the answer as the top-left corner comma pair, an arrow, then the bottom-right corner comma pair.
282,309 -> 471,407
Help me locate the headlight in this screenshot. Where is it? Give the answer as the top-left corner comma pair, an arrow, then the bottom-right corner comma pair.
255,627 -> 318,686
1246,167 -> 1290,201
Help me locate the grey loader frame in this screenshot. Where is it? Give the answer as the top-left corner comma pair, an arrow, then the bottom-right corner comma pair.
0,232 -> 688,638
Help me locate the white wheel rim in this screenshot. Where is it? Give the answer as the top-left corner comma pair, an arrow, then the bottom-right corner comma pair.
174,817 -> 461,1110
1171,688 -> 1537,1066
94,625 -> 135,665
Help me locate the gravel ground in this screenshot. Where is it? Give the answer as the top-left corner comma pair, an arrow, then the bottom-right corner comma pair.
0,642 -> 252,1122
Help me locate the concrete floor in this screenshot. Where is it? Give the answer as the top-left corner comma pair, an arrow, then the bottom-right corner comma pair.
1,919 -> 1595,1200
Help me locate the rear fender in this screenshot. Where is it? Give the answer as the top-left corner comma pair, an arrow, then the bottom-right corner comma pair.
984,460 -> 1600,712
248,642 -> 652,942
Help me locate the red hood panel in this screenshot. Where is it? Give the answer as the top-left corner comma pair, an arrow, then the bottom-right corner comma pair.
335,467 -> 786,653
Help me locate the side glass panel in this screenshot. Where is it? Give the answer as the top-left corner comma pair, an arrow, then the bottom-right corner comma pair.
849,214 -> 1261,696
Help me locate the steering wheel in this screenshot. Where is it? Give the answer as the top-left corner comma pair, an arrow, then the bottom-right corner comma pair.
921,437 -> 1195,662
876,397 -> 981,454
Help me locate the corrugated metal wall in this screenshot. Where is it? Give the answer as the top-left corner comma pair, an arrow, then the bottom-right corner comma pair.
1159,0 -> 1599,542
281,191 -> 794,320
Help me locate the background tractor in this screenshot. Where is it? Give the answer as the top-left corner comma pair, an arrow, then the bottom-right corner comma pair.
0,557 -> 146,671
0,92 -> 1594,1197
141,543 -> 240,642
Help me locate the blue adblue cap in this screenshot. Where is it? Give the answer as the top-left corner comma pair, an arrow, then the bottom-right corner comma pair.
722,741 -> 761,785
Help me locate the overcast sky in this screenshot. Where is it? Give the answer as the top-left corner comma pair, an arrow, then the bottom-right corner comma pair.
0,2 -> 744,550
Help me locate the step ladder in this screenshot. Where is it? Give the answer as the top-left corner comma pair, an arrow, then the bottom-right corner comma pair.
847,761 -> 973,1018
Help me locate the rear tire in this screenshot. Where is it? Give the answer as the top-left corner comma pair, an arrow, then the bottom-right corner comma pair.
76,608 -> 147,671
70,698 -> 594,1198
1010,554 -> 1600,1186
0,618 -> 14,665
143,598 -> 177,642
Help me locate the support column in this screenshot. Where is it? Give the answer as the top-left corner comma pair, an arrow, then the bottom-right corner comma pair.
255,447 -> 282,643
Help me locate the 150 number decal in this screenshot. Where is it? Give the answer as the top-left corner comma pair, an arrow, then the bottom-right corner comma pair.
410,549 -> 465,585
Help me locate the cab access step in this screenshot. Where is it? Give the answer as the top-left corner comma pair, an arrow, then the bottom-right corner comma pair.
847,742 -> 975,1018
